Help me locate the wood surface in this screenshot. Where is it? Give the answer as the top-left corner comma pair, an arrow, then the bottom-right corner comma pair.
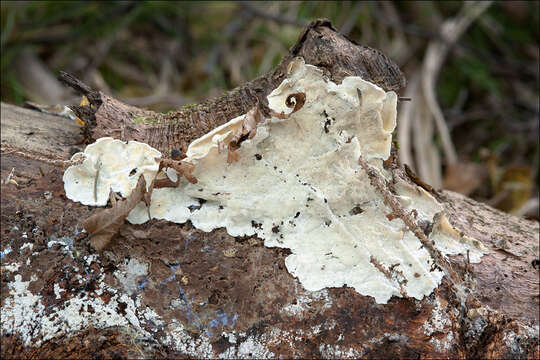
1,19 -> 538,359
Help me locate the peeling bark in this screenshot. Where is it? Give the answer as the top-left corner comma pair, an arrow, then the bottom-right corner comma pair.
1,19 -> 538,359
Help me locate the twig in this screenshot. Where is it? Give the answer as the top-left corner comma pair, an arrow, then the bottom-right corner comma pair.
339,2 -> 363,36
357,154 -> 466,300
93,158 -> 102,204
372,2 -> 443,41
1,145 -> 85,168
121,40 -> 192,108
421,1 -> 493,165
515,198 -> 539,218
397,74 -> 419,170
238,2 -> 306,27
414,91 -> 442,188
370,256 -> 408,298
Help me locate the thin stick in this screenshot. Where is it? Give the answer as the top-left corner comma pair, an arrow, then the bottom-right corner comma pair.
421,1 -> 493,165
1,145 -> 85,168
358,154 -> 466,301
94,158 -> 102,204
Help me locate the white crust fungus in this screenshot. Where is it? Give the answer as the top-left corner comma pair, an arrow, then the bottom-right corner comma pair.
64,58 -> 487,304
63,137 -> 161,206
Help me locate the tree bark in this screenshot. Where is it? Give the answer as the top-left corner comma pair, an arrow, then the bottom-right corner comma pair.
1,19 -> 538,359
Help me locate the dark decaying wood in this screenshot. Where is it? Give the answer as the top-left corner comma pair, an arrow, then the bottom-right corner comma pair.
1,19 -> 538,359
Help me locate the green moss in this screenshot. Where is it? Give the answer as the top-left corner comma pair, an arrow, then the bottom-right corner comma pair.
180,103 -> 197,110
143,117 -> 158,124
392,138 -> 400,150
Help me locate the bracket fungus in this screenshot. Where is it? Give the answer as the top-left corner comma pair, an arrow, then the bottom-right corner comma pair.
64,57 -> 487,304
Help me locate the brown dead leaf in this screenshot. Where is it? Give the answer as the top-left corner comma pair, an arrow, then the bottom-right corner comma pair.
494,165 -> 532,214
227,149 -> 240,164
270,92 -> 306,119
443,162 -> 486,196
286,92 -> 306,113
228,102 -> 262,164
157,158 -> 197,185
227,93 -> 306,164
83,175 -> 147,251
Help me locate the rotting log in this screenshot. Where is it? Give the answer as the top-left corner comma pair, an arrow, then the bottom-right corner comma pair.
1,19 -> 538,359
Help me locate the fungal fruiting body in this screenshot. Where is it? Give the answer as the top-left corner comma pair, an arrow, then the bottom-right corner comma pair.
64,58 -> 486,304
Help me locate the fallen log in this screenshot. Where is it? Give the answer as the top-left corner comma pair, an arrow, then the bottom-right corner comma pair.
1,19 -> 538,359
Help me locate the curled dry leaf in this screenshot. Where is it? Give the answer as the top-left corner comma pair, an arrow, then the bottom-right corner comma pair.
227,93 -> 306,164
157,158 -> 198,185
227,102 -> 262,164
226,149 -> 240,164
270,92 -> 306,119
82,175 -> 148,251
285,92 -> 306,113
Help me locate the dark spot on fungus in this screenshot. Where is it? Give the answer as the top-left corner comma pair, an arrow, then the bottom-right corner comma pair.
188,199 -> 205,212
324,119 -> 331,133
129,168 -> 137,176
251,221 -> 262,230
272,225 -> 280,233
349,205 -> 364,215
254,154 -> 262,160
532,259 -> 540,270
294,212 -> 300,218
414,273 -> 420,278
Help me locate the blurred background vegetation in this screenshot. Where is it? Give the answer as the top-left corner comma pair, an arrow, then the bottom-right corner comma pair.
1,1 -> 538,219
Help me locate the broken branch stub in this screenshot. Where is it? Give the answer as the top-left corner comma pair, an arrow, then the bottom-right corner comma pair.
64,58 -> 487,304
59,19 -> 406,157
